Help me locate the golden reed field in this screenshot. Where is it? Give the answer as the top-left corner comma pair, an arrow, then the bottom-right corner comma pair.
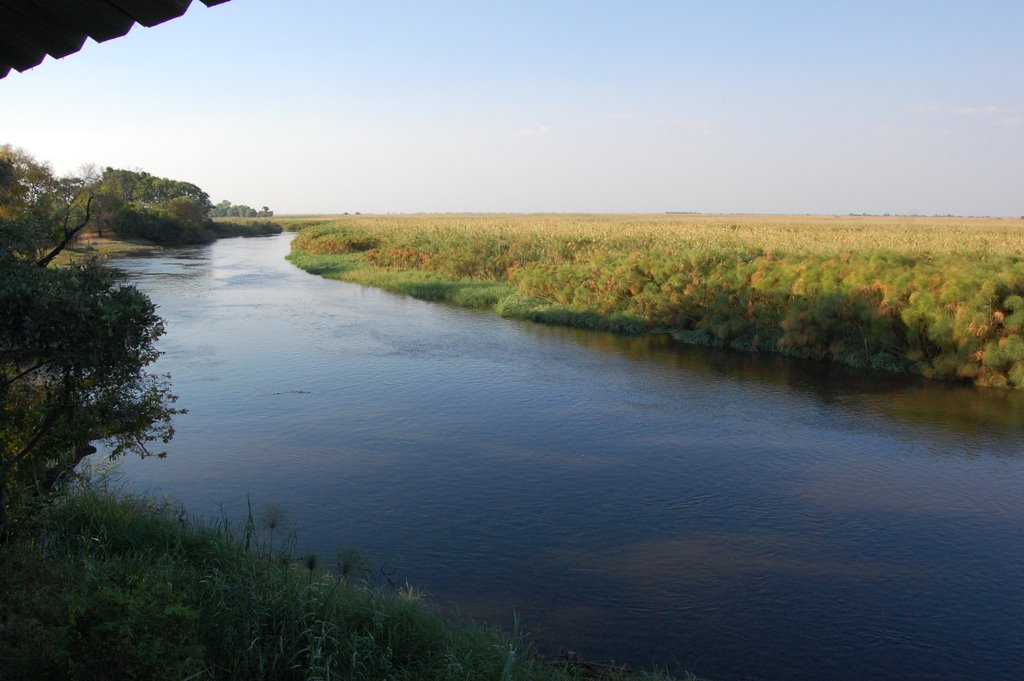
286,214 -> 1024,388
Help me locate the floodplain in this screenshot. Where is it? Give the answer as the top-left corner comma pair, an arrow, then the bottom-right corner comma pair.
286,213 -> 1024,388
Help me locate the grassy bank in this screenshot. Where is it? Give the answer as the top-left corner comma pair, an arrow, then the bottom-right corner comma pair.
0,483 -> 681,681
53,235 -> 161,265
286,214 -> 1024,388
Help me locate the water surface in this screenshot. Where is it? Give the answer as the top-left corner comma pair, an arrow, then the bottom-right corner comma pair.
111,234 -> 1024,681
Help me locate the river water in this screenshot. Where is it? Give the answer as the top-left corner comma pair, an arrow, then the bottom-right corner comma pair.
109,233 -> 1024,681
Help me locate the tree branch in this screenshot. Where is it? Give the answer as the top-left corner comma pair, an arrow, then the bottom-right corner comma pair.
36,195 -> 93,268
1,404 -> 62,474
0,360 -> 48,390
40,444 -> 97,493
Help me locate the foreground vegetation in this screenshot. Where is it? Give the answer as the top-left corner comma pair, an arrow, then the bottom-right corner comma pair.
0,482 -> 680,681
286,214 -> 1024,389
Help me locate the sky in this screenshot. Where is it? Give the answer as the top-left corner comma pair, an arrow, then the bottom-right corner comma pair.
0,0 -> 1021,216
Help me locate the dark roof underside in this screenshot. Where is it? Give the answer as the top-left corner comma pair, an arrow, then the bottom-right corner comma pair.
0,0 -> 231,79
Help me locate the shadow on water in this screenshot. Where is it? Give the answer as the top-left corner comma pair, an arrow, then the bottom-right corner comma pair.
526,324 -> 1024,445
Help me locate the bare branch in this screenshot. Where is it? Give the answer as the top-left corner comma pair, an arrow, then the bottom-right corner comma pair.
0,360 -> 48,390
133,434 -> 154,458
36,195 -> 93,268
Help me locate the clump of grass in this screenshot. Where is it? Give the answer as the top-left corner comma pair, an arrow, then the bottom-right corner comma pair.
0,483 -> 681,681
286,214 -> 1024,388
287,250 -> 513,308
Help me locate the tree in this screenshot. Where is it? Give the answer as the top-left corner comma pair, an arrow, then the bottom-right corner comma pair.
0,147 -> 178,531
209,200 -> 273,219
167,196 -> 207,227
211,199 -> 233,218
97,167 -> 213,216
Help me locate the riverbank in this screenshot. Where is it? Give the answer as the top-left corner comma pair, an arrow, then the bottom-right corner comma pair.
55,234 -> 162,264
0,483 -> 683,681
55,219 -> 284,265
285,214 -> 1024,389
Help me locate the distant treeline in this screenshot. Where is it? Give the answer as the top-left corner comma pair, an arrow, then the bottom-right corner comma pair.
210,200 -> 274,218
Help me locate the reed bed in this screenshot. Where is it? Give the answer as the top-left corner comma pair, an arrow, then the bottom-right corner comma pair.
280,214 -> 1024,256
286,214 -> 1024,388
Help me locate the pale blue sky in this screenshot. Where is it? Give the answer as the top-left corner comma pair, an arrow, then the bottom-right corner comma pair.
1,0 -> 1021,215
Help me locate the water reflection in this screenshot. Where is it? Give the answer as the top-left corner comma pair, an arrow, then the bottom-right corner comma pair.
530,325 -> 1024,443
578,533 -> 896,582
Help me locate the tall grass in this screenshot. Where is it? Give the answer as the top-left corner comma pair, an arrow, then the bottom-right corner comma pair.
0,481 -> 681,681
285,214 -> 1024,388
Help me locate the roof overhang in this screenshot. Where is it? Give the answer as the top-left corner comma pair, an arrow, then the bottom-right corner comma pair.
0,0 -> 232,79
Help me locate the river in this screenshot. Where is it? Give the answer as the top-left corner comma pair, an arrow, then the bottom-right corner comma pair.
108,233 -> 1024,681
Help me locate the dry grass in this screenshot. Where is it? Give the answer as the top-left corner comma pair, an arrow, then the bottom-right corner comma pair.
276,213 -> 1024,256
287,214 -> 1024,388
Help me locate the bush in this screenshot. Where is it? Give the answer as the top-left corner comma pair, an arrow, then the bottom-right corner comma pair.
111,206 -> 210,245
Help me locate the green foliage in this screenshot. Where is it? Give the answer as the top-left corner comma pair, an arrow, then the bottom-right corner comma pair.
294,224 -> 381,254
0,262 -> 178,529
0,486 -> 680,681
91,164 -> 280,245
207,219 -> 283,239
210,199 -> 274,218
0,146 -> 178,531
100,167 -> 212,215
1,154 -> 232,247
289,215 -> 1024,389
1,144 -> 92,261
111,205 -> 210,245
286,250 -> 512,308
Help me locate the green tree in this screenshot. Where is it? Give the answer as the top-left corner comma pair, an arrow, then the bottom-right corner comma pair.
167,196 -> 207,227
97,167 -> 213,216
0,147 -> 178,531
211,199 -> 233,218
